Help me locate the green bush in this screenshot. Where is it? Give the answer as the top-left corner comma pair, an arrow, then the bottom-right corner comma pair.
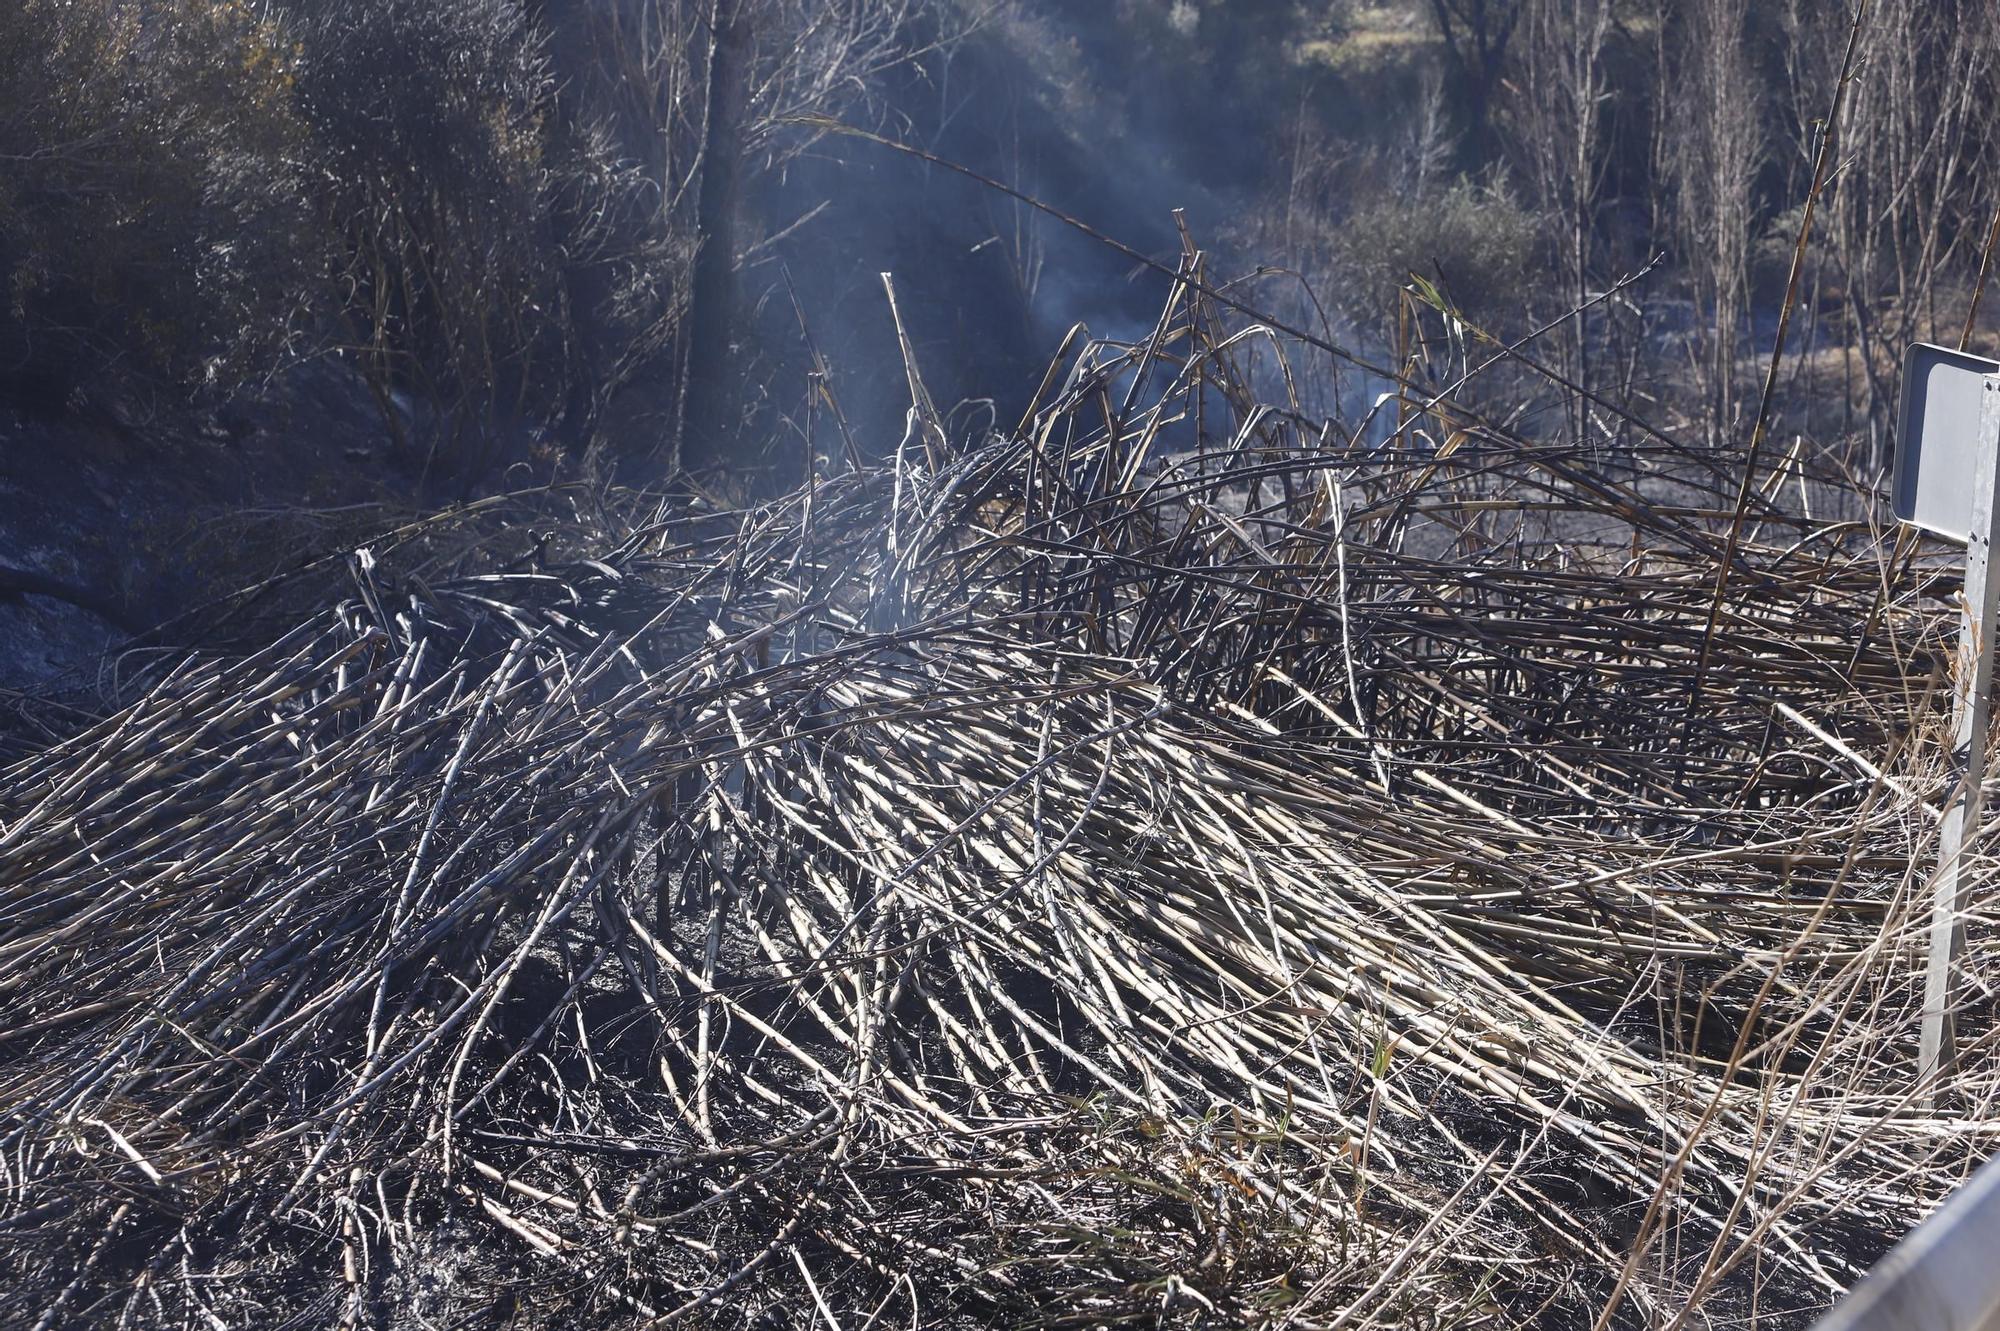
1330,179 -> 1539,328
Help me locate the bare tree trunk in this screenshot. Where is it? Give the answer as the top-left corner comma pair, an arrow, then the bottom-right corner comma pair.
1669,0 -> 1760,439
1425,0 -> 1525,167
1781,0 -> 2000,453
1515,0 -> 1610,440
678,0 -> 751,474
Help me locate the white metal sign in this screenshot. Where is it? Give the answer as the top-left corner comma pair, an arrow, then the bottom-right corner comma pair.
1894,345 -> 2000,1094
1894,343 -> 2000,541
1812,348 -> 2000,1325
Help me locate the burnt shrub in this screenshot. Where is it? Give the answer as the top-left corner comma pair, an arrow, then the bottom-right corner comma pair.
0,0 -> 683,458
281,0 -> 682,460
0,0 -> 315,407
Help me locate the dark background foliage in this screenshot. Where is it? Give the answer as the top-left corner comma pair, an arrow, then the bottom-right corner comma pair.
2,0 -> 1997,479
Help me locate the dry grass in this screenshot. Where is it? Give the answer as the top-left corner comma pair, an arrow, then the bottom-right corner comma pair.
1300,5 -> 1435,72
0,269 -> 1993,1329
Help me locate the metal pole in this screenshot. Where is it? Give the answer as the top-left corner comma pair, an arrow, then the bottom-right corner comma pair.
1918,375 -> 2000,1095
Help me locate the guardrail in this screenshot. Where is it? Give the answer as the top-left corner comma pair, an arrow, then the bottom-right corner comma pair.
1812,1152 -> 2000,1331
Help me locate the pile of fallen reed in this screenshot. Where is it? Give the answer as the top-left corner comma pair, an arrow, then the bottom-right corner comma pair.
2,273 -> 1995,1330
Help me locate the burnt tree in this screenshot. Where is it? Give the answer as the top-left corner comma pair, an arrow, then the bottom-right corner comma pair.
678,0 -> 751,473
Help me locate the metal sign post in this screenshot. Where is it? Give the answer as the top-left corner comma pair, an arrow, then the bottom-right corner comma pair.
1895,345 -> 2000,1092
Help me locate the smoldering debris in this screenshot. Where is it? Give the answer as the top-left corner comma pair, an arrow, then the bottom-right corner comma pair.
0,276 -> 1986,1330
